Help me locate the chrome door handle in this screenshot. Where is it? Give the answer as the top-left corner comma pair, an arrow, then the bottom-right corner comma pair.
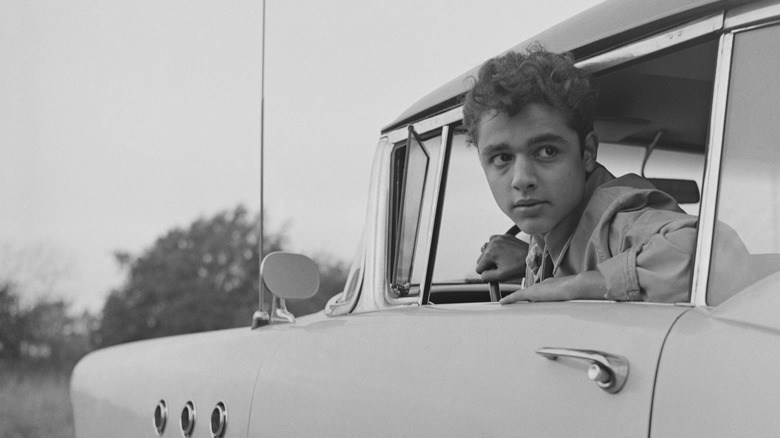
536,347 -> 629,394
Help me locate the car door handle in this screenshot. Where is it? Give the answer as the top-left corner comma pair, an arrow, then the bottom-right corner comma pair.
535,347 -> 629,394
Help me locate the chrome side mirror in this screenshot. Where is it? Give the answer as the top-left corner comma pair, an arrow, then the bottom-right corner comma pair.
258,252 -> 319,325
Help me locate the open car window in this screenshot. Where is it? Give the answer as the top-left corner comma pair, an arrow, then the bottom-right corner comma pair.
428,36 -> 719,304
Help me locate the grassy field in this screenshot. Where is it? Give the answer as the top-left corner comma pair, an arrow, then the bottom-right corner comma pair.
0,363 -> 74,438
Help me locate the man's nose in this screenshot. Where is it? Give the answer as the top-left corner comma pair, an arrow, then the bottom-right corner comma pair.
511,157 -> 537,190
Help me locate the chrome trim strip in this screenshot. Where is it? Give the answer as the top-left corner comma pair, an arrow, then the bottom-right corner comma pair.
729,18 -> 780,34
691,32 -> 733,307
385,106 -> 463,143
576,13 -> 724,73
725,0 -> 780,31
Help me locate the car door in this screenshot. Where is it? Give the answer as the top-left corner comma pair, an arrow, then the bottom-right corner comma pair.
651,21 -> 780,437
249,302 -> 687,437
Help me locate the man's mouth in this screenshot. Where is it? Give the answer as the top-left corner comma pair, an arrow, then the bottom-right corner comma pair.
514,199 -> 545,208
513,199 -> 546,215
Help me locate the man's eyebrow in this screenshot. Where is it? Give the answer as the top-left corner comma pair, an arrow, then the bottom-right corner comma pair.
527,133 -> 569,145
479,142 -> 509,156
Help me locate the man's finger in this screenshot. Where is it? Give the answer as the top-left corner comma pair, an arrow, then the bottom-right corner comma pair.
500,279 -> 573,304
475,251 -> 496,273
480,268 -> 504,283
499,289 -> 530,304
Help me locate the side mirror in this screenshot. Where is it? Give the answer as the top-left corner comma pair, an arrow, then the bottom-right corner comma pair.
259,252 -> 320,325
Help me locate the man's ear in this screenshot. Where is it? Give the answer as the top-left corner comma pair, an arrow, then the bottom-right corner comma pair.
583,131 -> 599,173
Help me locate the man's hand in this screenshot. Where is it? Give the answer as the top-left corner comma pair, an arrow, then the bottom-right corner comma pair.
499,270 -> 608,304
476,234 -> 528,282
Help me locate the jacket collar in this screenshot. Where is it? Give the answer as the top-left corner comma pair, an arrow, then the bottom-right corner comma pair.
535,164 -> 614,268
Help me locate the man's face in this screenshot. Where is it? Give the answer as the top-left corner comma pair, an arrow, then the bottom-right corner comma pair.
476,103 -> 596,236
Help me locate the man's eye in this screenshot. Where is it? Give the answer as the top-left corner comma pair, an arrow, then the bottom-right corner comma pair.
536,146 -> 558,159
490,154 -> 513,166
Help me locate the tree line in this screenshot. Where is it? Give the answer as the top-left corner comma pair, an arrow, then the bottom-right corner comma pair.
0,205 -> 349,370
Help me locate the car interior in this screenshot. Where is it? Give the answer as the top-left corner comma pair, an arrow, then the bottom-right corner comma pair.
592,37 -> 719,211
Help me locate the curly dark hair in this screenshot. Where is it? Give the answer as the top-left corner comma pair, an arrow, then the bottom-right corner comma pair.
462,44 -> 597,150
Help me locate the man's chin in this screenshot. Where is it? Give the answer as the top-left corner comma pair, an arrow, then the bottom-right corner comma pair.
513,218 -> 552,236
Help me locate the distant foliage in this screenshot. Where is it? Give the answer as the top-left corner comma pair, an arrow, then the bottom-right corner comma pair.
0,283 -> 22,359
0,284 -> 84,438
95,205 -> 349,348
0,242 -> 94,371
0,282 -> 94,369
21,300 -> 96,367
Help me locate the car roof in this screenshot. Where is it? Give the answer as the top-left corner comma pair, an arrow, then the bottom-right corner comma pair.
382,0 -> 752,133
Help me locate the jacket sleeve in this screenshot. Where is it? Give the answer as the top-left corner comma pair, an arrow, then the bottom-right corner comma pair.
596,209 -> 698,302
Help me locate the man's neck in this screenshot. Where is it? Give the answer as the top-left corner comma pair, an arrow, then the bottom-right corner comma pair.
540,163 -> 613,267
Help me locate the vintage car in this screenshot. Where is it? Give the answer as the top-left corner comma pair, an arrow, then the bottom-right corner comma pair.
71,0 -> 780,436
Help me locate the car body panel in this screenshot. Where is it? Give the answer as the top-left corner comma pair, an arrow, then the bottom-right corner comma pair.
651,271 -> 780,437
71,327 -> 284,438
250,302 -> 688,437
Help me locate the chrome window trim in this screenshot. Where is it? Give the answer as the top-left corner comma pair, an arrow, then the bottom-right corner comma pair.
576,13 -> 724,73
725,0 -> 780,31
691,33 -> 734,307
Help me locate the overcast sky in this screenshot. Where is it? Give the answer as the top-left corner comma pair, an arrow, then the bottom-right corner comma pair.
1,0 -> 605,312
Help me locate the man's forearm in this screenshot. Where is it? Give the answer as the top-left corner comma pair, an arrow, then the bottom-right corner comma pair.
500,270 -> 607,304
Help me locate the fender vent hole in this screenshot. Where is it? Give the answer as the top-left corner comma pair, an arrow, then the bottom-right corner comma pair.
180,401 -> 196,437
153,400 -> 167,435
210,401 -> 228,438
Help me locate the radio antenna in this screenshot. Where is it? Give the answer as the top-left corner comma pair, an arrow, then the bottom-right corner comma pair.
253,0 -> 270,328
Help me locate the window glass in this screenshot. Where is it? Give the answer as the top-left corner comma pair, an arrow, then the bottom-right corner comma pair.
389,130 -> 442,298
708,25 -> 780,305
433,132 -> 516,285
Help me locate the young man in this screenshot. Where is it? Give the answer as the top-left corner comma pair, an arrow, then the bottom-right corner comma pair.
464,46 -> 698,304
